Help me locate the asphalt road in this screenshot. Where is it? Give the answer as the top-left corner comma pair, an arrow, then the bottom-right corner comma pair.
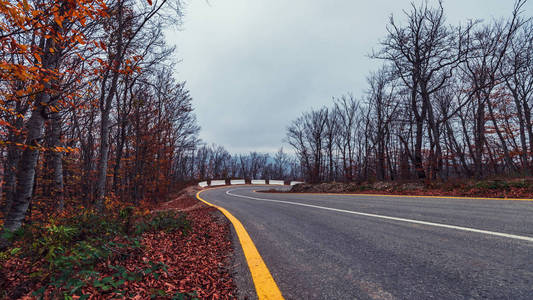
201,186 -> 533,300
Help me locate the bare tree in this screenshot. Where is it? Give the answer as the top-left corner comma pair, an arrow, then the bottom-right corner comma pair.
334,94 -> 359,181
374,0 -> 473,179
459,0 -> 526,178
501,21 -> 533,174
366,66 -> 400,180
273,147 -> 289,179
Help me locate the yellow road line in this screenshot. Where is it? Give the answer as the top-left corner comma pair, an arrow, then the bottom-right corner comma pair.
260,191 -> 533,202
196,190 -> 284,300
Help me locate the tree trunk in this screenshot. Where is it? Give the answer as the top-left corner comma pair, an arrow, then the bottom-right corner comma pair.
1,118 -> 24,216
411,82 -> 426,179
49,108 -> 64,210
96,0 -> 124,211
3,97 -> 48,231
487,97 -> 517,173
96,108 -> 111,211
474,100 -> 485,179
521,98 -> 533,174
2,32 -> 58,231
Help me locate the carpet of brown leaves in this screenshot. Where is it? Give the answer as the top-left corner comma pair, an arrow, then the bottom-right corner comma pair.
87,206 -> 236,299
1,190 -> 237,299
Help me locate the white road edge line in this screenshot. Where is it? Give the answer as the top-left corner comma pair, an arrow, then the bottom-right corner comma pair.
226,189 -> 533,243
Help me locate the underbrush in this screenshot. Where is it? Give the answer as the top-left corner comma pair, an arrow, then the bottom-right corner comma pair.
0,208 -> 194,299
289,177 -> 533,198
472,178 -> 533,190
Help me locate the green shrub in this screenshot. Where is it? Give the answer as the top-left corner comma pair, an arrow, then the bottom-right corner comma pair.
508,180 -> 531,189
135,210 -> 190,235
474,180 -> 510,190
3,209 -> 190,299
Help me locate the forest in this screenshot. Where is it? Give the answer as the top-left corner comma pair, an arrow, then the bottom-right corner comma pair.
0,0 -> 295,297
0,0 -> 532,298
0,0 -> 203,234
4,0 -> 531,235
0,2 -> 241,297
286,0 -> 533,184
0,0 -> 302,235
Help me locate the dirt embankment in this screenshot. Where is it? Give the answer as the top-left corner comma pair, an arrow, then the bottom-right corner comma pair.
289,178 -> 533,199
156,186 -> 204,212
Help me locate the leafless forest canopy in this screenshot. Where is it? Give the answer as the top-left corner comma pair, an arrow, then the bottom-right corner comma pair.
0,0 -> 532,233
286,0 -> 533,183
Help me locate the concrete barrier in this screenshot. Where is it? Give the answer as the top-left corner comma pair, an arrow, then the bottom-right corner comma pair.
198,181 -> 208,188
230,179 -> 245,185
251,179 -> 266,185
269,180 -> 284,185
290,181 -> 304,186
210,180 -> 226,186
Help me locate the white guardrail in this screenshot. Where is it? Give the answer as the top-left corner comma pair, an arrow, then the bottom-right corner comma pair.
269,180 -> 284,185
210,180 -> 226,186
198,181 -> 208,188
198,179 -> 303,188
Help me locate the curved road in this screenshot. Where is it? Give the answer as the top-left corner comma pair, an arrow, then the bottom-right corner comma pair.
201,186 -> 533,299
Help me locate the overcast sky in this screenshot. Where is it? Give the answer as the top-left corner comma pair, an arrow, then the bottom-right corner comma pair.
165,0 -> 533,154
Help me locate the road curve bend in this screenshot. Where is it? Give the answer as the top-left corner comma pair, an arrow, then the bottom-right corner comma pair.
200,186 -> 533,300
